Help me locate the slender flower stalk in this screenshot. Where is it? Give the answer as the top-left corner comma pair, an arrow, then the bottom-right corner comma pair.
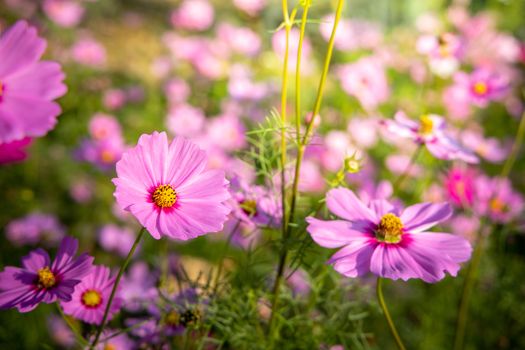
376,278 -> 407,350
213,220 -> 241,294
56,303 -> 89,347
269,0 -> 292,339
501,110 -> 525,177
453,229 -> 485,350
90,228 -> 145,349
268,0 -> 344,340
393,145 -> 423,189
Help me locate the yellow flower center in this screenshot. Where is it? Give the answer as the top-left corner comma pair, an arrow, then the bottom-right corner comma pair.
100,149 -> 115,163
179,308 -> 201,327
104,344 -> 116,350
152,184 -> 177,208
81,289 -> 102,307
419,115 -> 434,135
473,82 -> 488,95
164,310 -> 180,326
37,267 -> 56,289
375,213 -> 404,243
240,199 -> 257,216
489,198 -> 505,213
0,81 -> 4,96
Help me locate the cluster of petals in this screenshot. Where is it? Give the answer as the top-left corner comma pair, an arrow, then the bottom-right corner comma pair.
381,111 -> 478,163
113,131 -> 231,240
307,188 -> 472,283
0,20 -> 66,149
0,237 -> 93,312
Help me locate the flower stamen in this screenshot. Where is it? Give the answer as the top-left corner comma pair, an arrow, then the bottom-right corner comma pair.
81,289 -> 102,308
419,115 -> 434,135
37,266 -> 56,289
375,213 -> 404,243
473,81 -> 488,96
152,184 -> 177,208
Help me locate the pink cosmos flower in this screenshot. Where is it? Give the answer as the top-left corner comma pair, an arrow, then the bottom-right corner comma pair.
320,15 -> 382,51
120,262 -> 158,312
166,103 -> 205,138
98,224 -> 137,258
0,21 -> 67,144
76,137 -> 125,171
307,188 -> 472,283
113,131 -> 231,240
204,114 -> 246,151
170,0 -> 214,31
164,78 -> 190,106
6,212 -> 65,247
103,88 -> 126,110
0,137 -> 32,165
61,266 -> 121,325
416,33 -> 463,77
381,111 -> 479,163
70,37 -> 106,68
218,24 -> 261,57
0,236 -> 94,312
473,176 -> 524,224
233,0 -> 266,16
42,0 -> 85,28
88,113 -> 121,140
451,68 -> 509,107
47,315 -> 75,348
461,129 -> 507,163
338,57 -> 390,110
444,166 -> 476,208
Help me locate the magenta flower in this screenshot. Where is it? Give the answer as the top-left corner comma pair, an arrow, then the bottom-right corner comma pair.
306,188 -> 472,283
444,166 -> 476,208
381,111 -> 479,163
0,20 -> 67,144
0,137 -> 32,165
61,265 -> 121,325
452,68 -> 509,107
113,131 -> 231,240
0,236 -> 94,312
473,176 -> 524,224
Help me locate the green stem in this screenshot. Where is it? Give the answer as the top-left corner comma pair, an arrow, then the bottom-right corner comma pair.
501,110 -> 525,177
56,302 -> 89,347
453,230 -> 485,350
393,145 -> 422,190
295,2 -> 310,144
376,278 -> 406,350
90,227 -> 145,349
213,220 -> 240,294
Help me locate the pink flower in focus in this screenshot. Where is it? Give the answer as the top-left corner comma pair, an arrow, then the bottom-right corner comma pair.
61,265 -> 122,325
444,166 -> 476,208
381,111 -> 478,163
170,0 -> 214,31
0,137 -> 32,165
0,21 -> 67,144
43,0 -> 85,28
338,57 -> 390,110
71,38 -> 106,68
473,176 -> 524,224
307,188 -> 472,283
166,104 -> 205,138
113,132 -> 231,240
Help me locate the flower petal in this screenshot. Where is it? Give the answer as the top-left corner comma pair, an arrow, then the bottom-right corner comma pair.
400,202 -> 452,233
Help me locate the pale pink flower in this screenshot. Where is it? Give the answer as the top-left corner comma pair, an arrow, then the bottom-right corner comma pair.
170,0 -> 214,31
166,103 -> 205,138
71,38 -> 106,68
43,0 -> 85,28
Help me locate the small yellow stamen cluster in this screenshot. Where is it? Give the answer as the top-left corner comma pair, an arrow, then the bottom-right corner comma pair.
100,150 -> 115,163
81,289 -> 102,307
164,310 -> 181,327
490,198 -> 505,213
375,213 -> 404,244
473,82 -> 488,95
152,184 -> 177,208
419,115 -> 434,135
103,344 -> 116,350
37,267 -> 56,289
240,199 -> 257,216
0,81 -> 4,96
